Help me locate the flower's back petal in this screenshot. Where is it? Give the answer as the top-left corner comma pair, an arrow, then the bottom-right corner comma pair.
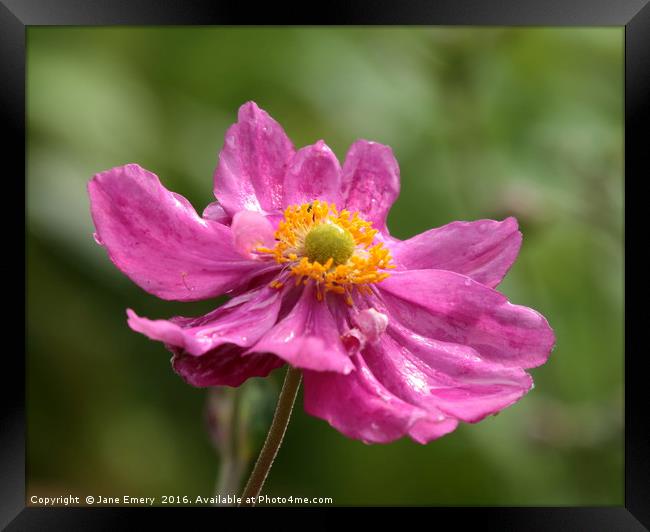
88,164 -> 273,301
202,201 -> 231,224
213,101 -> 294,215
389,218 -> 522,288
126,286 -> 283,356
377,270 -> 555,369
282,141 -> 343,207
341,140 -> 400,235
172,344 -> 284,388
246,286 -> 354,374
303,354 -> 458,444
364,325 -> 533,423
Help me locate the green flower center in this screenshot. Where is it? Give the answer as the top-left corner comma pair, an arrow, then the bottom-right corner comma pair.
304,223 -> 355,266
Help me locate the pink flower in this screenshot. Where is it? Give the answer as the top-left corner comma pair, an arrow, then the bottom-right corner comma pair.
88,101 -> 555,444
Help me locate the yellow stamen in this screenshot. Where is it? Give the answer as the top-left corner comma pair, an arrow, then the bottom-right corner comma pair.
259,200 -> 394,301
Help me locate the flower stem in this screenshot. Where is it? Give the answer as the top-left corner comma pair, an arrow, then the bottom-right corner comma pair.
239,366 -> 302,507
213,388 -> 243,503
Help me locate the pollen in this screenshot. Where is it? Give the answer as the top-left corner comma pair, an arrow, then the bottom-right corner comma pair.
257,200 -> 395,303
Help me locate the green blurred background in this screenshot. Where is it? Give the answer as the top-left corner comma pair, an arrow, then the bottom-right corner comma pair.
26,27 -> 623,505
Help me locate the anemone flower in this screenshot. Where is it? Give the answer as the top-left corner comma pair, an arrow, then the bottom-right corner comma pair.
88,101 -> 555,503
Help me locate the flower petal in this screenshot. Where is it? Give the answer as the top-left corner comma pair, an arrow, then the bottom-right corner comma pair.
213,101 -> 294,215
247,287 -> 354,374
88,163 -> 272,301
364,323 -> 533,423
389,218 -> 522,288
202,201 -> 230,224
126,286 -> 283,356
231,210 -> 276,258
377,270 -> 555,369
172,344 -> 284,388
341,140 -> 400,234
303,354 -> 458,444
407,418 -> 461,444
282,141 -> 343,207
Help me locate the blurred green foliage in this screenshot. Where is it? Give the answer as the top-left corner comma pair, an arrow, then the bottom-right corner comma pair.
26,27 -> 623,505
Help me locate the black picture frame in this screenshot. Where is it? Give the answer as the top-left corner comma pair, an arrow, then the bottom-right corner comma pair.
6,1 -> 647,528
